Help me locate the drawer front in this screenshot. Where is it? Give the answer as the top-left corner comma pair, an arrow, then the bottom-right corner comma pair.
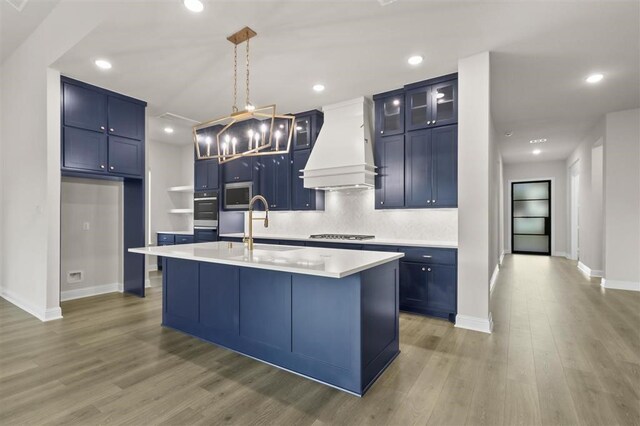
306,241 -> 363,250
158,234 -> 175,244
175,235 -> 195,244
195,229 -> 218,242
399,247 -> 456,265
361,245 -> 398,252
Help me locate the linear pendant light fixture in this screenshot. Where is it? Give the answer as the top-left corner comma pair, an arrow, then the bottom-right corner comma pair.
193,27 -> 295,164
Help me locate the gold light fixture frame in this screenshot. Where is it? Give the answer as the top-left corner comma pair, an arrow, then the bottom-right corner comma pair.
193,27 -> 295,164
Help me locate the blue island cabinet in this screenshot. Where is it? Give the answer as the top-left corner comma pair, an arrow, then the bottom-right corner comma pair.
161,258 -> 400,396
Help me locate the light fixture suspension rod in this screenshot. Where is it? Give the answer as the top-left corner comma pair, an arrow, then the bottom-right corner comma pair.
246,34 -> 251,108
233,44 -> 238,113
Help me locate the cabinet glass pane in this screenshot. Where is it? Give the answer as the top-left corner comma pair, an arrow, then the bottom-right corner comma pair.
295,119 -> 310,148
513,182 -> 549,200
513,235 -> 549,253
434,85 -> 454,122
513,200 -> 549,217
514,218 -> 545,235
383,99 -> 402,132
410,92 -> 428,125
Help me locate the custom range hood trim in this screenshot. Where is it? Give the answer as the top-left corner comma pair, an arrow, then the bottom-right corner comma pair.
302,97 -> 376,191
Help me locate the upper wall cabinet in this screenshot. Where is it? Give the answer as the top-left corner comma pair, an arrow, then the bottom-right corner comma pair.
63,83 -> 107,133
107,97 -> 145,140
374,73 -> 458,209
374,90 -> 405,137
405,76 -> 457,131
293,110 -> 323,151
61,77 -> 147,179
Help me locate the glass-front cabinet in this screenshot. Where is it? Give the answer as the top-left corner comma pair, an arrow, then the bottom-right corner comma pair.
375,91 -> 404,137
405,78 -> 457,131
430,80 -> 457,127
293,116 -> 311,150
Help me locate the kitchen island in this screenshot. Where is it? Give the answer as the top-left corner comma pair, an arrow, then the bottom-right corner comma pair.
130,241 -> 404,396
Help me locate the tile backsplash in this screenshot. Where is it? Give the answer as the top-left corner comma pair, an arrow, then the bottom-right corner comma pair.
244,190 -> 458,242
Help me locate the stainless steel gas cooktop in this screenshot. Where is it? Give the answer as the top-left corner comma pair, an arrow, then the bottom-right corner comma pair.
309,234 -> 375,241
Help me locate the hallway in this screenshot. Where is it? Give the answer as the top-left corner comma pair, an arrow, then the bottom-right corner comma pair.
490,254 -> 640,425
0,255 -> 638,425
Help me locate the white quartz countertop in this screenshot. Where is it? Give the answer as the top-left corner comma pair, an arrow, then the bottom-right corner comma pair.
219,233 -> 458,249
131,241 -> 403,279
156,231 -> 193,235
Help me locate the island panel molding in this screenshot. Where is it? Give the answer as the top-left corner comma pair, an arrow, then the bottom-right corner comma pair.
135,244 -> 401,396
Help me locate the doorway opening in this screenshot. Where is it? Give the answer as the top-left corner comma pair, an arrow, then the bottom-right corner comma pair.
511,180 -> 551,255
570,160 -> 580,261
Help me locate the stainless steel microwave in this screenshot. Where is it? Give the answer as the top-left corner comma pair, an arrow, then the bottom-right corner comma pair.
224,182 -> 253,210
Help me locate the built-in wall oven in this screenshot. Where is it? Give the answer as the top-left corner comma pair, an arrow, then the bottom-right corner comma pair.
194,191 -> 218,228
224,182 -> 253,210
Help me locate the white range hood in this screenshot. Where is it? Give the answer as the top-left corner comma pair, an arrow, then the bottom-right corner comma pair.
302,97 -> 376,190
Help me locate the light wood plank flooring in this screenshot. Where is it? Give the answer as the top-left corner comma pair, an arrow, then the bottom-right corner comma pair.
1,255 -> 639,425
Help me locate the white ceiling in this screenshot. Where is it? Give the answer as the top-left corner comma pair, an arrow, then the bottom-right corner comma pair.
14,1 -> 640,161
1,0 -> 60,62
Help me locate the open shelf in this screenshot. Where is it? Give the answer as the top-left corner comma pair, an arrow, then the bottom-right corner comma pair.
167,185 -> 194,193
168,209 -> 193,214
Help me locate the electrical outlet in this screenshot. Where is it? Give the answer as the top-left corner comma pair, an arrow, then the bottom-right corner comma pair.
83,222 -> 90,231
67,271 -> 83,284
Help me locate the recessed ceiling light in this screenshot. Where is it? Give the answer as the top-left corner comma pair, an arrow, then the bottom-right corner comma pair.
586,73 -> 604,84
505,132 -> 513,137
183,0 -> 204,13
529,138 -> 547,144
408,55 -> 423,66
312,84 -> 325,92
94,59 -> 112,70
164,127 -> 174,134
533,149 -> 541,155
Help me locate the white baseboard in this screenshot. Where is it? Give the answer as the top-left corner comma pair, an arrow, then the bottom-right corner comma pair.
601,278 -> 640,292
455,313 -> 493,334
60,283 -> 123,302
499,251 -> 505,265
553,251 -> 567,258
504,249 -> 512,254
490,264 -> 499,294
577,261 -> 603,278
0,287 -> 63,322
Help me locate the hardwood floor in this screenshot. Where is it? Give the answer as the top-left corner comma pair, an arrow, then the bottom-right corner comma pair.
1,255 -> 639,425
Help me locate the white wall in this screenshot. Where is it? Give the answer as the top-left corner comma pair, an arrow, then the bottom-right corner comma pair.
60,178 -> 123,300
0,2 -> 115,320
565,118 -> 605,273
245,190 -> 458,242
503,160 -> 567,256
603,108 -> 640,289
456,51 -> 493,333
489,117 -> 504,287
147,140 -> 194,269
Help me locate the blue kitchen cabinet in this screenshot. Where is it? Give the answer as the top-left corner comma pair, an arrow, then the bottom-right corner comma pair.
405,129 -> 432,208
258,153 -> 291,210
291,149 -> 324,210
195,229 -> 218,242
374,90 -> 405,137
223,157 -> 253,183
107,96 -> 145,141
108,136 -> 144,177
195,159 -> 219,191
61,77 -> 146,179
405,76 -> 457,131
157,233 -> 195,269
63,81 -> 107,133
399,262 -> 456,321
293,110 -> 323,151
62,127 -> 108,173
404,125 -> 457,208
374,135 -> 405,209
430,125 -> 458,207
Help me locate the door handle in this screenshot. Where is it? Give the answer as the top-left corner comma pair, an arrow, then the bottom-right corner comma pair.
100,126 -> 105,131
109,166 -> 114,170
109,128 -> 114,132
100,165 -> 105,169
422,255 -> 432,258
432,200 -> 436,204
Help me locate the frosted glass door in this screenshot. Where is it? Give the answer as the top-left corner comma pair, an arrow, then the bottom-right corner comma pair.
512,180 -> 551,254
